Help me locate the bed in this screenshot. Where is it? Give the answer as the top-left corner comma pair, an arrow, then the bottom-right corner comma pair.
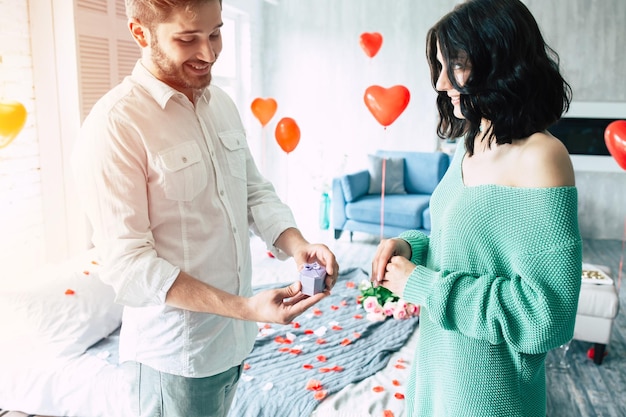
0,249 -> 419,417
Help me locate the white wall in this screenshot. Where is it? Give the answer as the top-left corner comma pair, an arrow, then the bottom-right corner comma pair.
0,0 -> 45,279
251,0 -> 626,239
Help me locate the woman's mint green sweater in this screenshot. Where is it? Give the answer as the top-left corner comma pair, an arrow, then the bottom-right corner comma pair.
399,146 -> 582,417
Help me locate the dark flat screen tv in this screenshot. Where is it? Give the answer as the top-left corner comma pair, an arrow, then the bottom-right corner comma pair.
548,117 -> 612,156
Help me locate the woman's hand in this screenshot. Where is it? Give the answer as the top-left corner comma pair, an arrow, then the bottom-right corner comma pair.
371,238 -> 413,296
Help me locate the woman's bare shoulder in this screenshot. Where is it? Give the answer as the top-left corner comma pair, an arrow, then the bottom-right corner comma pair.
515,131 -> 576,188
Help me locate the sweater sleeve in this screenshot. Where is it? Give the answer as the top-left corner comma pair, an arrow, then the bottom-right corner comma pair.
398,229 -> 429,265
403,239 -> 582,354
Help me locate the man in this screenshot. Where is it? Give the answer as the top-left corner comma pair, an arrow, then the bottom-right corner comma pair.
72,0 -> 338,415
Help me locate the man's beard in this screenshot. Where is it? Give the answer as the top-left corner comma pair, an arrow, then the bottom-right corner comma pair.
150,37 -> 213,91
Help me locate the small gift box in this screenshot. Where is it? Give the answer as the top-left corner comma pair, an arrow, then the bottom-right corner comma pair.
300,262 -> 326,296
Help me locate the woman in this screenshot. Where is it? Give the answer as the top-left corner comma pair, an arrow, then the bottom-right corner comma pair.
371,0 -> 582,416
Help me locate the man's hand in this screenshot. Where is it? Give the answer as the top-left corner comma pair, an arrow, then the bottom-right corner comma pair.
246,281 -> 327,324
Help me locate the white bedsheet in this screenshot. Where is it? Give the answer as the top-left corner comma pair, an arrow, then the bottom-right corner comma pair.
0,329 -> 135,417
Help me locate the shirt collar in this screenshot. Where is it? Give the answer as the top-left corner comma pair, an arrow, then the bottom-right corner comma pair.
131,60 -> 211,109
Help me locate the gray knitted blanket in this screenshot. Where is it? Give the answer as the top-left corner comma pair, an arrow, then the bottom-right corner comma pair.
229,268 -> 419,417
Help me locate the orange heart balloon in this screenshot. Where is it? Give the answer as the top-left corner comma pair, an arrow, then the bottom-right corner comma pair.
359,32 -> 383,58
275,117 -> 301,154
0,100 -> 27,149
364,85 -> 411,127
604,120 -> 626,170
251,97 -> 277,127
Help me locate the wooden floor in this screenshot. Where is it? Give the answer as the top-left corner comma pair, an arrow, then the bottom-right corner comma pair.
312,233 -> 626,417
545,238 -> 626,417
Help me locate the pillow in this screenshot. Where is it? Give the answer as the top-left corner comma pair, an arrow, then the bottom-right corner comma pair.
367,154 -> 407,195
0,250 -> 123,361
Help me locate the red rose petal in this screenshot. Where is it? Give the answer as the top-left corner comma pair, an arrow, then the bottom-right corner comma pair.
394,392 -> 405,400
313,308 -> 323,316
292,322 -> 301,328
65,289 -> 75,295
340,300 -> 348,306
305,379 -> 323,391
243,363 -> 251,370
316,338 -> 326,345
394,364 -> 406,369
303,364 -> 314,370
319,367 -> 331,373
340,338 -> 351,346
314,390 -> 327,400
331,325 -> 343,331
353,332 -> 361,339
353,314 -> 363,319
330,305 -> 339,310
373,386 -> 385,393
332,365 -> 344,372
345,281 -> 355,288
316,355 -> 327,362
289,349 -> 303,355
263,323 -> 272,329
392,379 -> 401,386
82,270 -> 90,275
278,347 -> 290,352
383,410 -> 395,417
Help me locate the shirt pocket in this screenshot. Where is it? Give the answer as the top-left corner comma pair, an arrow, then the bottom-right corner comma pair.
158,141 -> 207,201
218,130 -> 247,181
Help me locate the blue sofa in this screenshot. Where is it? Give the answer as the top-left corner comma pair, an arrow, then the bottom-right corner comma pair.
332,150 -> 451,240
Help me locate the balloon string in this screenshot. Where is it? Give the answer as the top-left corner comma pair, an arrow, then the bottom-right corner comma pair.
618,214 -> 625,292
380,158 -> 386,241
285,153 -> 290,205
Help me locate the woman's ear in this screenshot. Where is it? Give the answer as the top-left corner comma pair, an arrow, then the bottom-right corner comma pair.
128,19 -> 149,48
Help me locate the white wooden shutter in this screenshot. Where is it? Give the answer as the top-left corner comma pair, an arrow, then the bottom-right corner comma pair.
75,0 -> 140,121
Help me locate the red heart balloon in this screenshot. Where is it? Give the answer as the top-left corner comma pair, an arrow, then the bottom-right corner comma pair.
0,100 -> 27,149
604,120 -> 626,170
364,85 -> 411,127
275,117 -> 301,154
359,32 -> 383,58
251,97 -> 277,127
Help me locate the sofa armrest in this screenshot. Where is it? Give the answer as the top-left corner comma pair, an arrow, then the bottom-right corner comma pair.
340,170 -> 370,202
331,177 -> 347,230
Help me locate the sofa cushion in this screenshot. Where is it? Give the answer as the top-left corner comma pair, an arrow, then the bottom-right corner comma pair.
376,151 -> 449,194
340,170 -> 370,203
345,194 -> 431,229
367,154 -> 407,195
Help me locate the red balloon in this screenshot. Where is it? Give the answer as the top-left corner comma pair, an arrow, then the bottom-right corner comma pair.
604,120 -> 626,170
359,32 -> 383,58
251,97 -> 277,127
275,117 -> 301,154
364,85 -> 411,127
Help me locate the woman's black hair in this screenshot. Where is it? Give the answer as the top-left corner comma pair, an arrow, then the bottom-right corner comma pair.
426,0 -> 572,156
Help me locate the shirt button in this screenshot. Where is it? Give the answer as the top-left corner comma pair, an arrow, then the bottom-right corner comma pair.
220,190 -> 224,196
232,227 -> 237,234
182,156 -> 188,163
